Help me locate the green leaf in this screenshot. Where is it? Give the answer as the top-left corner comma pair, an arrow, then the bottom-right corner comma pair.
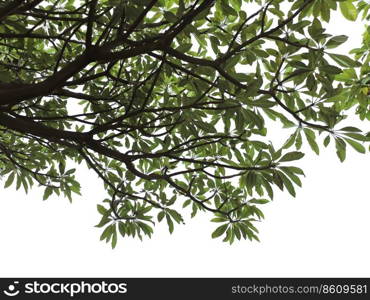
111,226 -> 117,249
287,166 -> 305,176
279,167 -> 302,187
230,0 -> 242,11
4,172 -> 15,188
176,43 -> 192,53
326,35 -> 348,48
283,131 -> 297,149
167,209 -> 184,224
43,187 -> 53,200
193,120 -> 217,133
279,151 -> 305,162
220,0 -> 237,17
323,135 -> 330,147
126,171 -> 135,181
244,77 -> 263,97
335,138 -> 346,162
328,53 -> 360,68
341,132 -> 370,142
272,171 -> 284,190
248,199 -> 270,205
157,211 -> 165,222
58,162 -> 65,174
335,68 -> 357,82
320,0 -> 330,22
163,11 -> 178,22
304,129 -> 320,155
339,126 -> 362,133
339,1 -> 358,21
95,216 -> 111,228
137,221 -> 153,236
344,138 -> 366,154
97,204 -> 107,215
295,131 -> 303,150
166,214 -> 174,234
278,171 -> 296,197
118,222 -> 126,237
211,223 -> 228,239
319,65 -> 342,74
100,225 -> 113,242
211,217 -> 228,223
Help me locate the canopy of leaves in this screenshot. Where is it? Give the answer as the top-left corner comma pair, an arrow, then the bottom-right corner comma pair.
0,0 -> 369,248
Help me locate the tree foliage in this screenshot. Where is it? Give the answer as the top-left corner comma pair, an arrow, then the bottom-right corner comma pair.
0,0 -> 369,247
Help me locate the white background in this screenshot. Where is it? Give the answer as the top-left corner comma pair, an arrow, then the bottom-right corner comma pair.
0,13 -> 369,277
